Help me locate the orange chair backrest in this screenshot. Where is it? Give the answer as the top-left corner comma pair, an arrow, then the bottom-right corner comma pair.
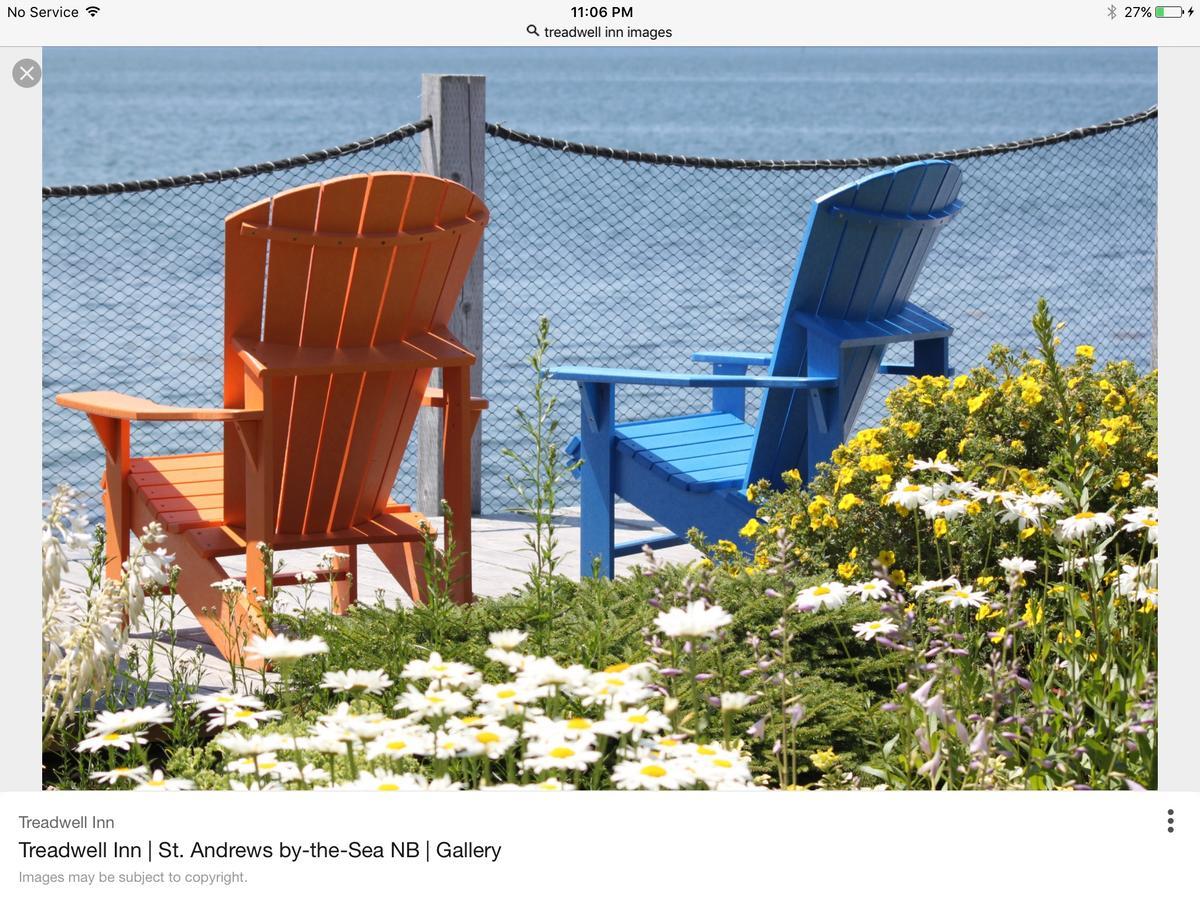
222,172 -> 488,535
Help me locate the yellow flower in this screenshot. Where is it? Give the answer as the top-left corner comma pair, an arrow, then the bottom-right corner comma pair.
809,748 -> 838,772
932,519 -> 949,538
874,473 -> 893,491
976,575 -> 996,588
967,501 -> 982,515
967,391 -> 990,414
990,626 -> 1007,645
807,496 -> 830,517
1019,526 -> 1037,540
837,493 -> 862,511
848,546 -> 858,560
1075,345 -> 1095,360
1009,439 -> 1025,453
890,569 -> 907,585
859,453 -> 894,474
1021,602 -> 1045,626
739,519 -> 761,539
746,485 -> 758,503
953,374 -> 969,390
878,550 -> 896,567
821,514 -> 839,530
781,468 -> 801,486
715,540 -> 738,555
957,437 -> 969,455
837,561 -> 856,580
1114,471 -> 1131,490
900,420 -> 921,438
834,467 -> 857,490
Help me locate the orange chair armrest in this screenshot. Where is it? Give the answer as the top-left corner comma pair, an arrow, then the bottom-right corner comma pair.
421,387 -> 489,411
56,391 -> 262,422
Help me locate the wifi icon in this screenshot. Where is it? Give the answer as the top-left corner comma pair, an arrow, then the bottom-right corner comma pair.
85,5 -> 100,15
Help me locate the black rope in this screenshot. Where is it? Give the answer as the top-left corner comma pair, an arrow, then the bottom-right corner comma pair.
485,106 -> 1158,171
43,118 -> 432,198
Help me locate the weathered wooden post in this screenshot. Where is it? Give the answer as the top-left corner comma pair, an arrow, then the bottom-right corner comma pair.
418,74 -> 485,515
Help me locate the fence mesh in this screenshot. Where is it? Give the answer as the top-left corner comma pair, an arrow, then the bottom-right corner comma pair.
44,109 -> 1157,515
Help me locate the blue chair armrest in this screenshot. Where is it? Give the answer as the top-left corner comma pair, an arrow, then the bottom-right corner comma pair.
549,366 -> 836,390
690,351 -> 772,368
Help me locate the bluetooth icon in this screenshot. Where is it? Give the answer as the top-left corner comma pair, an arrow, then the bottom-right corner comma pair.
1108,3 -> 1117,17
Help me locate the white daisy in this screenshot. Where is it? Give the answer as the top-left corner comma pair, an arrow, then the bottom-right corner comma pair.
393,686 -> 472,719
687,745 -> 754,788
612,757 -> 695,790
488,629 -> 528,650
573,677 -> 654,710
243,634 -> 328,661
473,681 -> 540,717
921,497 -> 969,520
1121,506 -> 1159,544
654,599 -> 733,639
851,618 -> 899,641
133,769 -> 194,791
458,723 -> 519,759
85,703 -> 172,736
851,579 -> 890,601
998,556 -> 1037,588
364,727 -> 435,761
1054,509 -> 1116,542
794,581 -> 850,612
320,668 -> 394,695
595,706 -> 671,740
1143,473 -> 1158,491
522,742 -> 602,773
89,765 -> 148,785
998,556 -> 1036,576
1031,490 -> 1066,509
911,458 -> 960,475
719,691 -> 755,712
212,731 -> 292,757
937,586 -> 989,609
912,577 -> 960,597
207,707 -> 282,731
189,692 -> 264,714
525,715 -> 602,743
1000,495 -> 1041,528
884,478 -> 932,510
77,730 -> 148,754
400,652 -> 481,689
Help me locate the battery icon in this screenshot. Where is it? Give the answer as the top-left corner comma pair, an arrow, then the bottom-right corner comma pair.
1155,5 -> 1184,16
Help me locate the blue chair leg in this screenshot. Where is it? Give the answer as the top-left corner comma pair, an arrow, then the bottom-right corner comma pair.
579,382 -> 616,579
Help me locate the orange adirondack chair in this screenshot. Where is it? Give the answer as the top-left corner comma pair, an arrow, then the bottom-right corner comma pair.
57,172 -> 489,664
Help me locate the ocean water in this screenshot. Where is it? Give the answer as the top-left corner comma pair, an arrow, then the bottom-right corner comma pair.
41,48 -> 1158,511
44,47 -> 1156,183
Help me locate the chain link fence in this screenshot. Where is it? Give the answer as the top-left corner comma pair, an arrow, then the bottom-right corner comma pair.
44,108 -> 1157,514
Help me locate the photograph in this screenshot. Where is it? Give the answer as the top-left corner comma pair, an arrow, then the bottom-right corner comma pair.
38,44 -> 1158,793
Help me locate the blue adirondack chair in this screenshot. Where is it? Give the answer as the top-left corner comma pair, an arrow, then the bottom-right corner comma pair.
552,159 -> 964,577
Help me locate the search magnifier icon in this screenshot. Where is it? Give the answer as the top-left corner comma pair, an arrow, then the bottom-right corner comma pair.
526,24 -> 539,36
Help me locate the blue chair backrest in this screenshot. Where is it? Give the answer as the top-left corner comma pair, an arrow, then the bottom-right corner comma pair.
745,160 -> 963,487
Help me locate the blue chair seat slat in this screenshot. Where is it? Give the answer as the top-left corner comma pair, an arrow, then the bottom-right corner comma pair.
615,411 -> 742,439
622,424 -> 754,454
631,435 -> 754,464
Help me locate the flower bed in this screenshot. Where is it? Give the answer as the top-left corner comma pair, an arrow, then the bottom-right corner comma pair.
41,301 -> 1157,791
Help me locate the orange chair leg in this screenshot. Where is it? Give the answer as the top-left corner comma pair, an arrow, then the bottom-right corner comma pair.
161,538 -> 267,669
370,542 -> 428,607
330,544 -> 357,614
